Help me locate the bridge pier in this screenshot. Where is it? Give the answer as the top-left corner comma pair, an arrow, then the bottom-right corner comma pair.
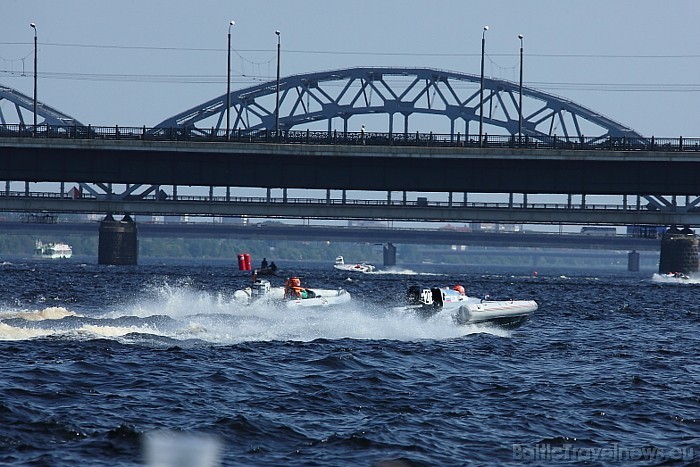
628,250 -> 640,272
658,226 -> 699,275
98,214 -> 138,265
383,243 -> 396,267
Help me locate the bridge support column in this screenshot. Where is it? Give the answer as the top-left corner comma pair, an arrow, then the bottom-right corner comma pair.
628,250 -> 640,272
98,214 -> 138,266
383,243 -> 396,267
658,226 -> 699,275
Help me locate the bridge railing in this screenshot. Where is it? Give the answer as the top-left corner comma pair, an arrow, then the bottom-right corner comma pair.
0,189 -> 651,212
2,123 -> 700,152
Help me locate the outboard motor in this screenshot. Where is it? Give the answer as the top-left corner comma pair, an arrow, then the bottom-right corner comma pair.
251,279 -> 271,298
431,287 -> 444,308
407,286 -> 434,307
421,288 -> 434,306
407,286 -> 422,304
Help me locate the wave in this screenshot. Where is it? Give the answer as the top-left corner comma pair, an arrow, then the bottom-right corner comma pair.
0,321 -> 57,340
0,284 -> 510,344
367,268 -> 444,276
0,306 -> 78,321
651,273 -> 700,284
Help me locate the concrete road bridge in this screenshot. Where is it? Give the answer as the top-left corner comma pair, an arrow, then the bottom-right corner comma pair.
1,68 -> 699,266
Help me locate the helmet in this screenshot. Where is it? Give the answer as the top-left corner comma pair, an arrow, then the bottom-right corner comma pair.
453,285 -> 466,295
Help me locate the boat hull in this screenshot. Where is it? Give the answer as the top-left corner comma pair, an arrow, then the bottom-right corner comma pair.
234,284 -> 351,308
453,300 -> 538,328
333,265 -> 375,274
282,289 -> 351,308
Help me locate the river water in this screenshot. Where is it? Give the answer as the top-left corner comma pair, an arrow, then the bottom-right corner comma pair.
0,259 -> 698,466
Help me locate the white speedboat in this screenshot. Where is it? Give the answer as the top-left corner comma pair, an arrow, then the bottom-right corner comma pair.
659,272 -> 690,280
233,278 -> 351,308
34,240 -> 72,259
395,285 -> 537,329
333,256 -> 376,273
651,272 -> 694,283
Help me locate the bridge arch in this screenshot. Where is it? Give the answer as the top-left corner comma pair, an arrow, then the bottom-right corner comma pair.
155,67 -> 641,140
0,85 -> 82,126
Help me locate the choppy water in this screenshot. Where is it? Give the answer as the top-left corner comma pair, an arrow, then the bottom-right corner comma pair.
0,259 -> 698,466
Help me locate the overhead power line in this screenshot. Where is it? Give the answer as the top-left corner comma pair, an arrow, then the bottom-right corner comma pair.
2,41 -> 700,59
0,68 -> 269,84
2,67 -> 699,92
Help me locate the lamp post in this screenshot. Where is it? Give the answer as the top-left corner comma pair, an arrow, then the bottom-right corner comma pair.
30,23 -> 37,135
226,20 -> 235,140
275,30 -> 281,142
518,34 -> 523,146
479,26 -> 488,147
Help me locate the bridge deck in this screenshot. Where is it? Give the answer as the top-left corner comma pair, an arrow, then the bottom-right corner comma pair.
2,132 -> 700,195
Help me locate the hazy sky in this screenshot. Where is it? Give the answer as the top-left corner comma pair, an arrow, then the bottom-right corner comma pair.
3,1 -> 700,137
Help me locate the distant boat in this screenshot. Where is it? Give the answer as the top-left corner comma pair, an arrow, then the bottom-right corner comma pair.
333,255 -> 376,273
34,240 -> 72,259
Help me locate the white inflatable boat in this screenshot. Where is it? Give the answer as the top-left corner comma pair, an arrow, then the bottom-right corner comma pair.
396,285 -> 537,329
233,278 -> 351,308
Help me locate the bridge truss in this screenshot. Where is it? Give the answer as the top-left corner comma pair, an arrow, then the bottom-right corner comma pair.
1,71 -> 694,223
0,85 -> 82,127
154,67 -> 642,141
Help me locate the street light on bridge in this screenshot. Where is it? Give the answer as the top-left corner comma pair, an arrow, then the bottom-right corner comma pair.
518,34 -> 524,146
275,30 -> 281,142
226,20 -> 235,141
479,25 -> 488,147
30,22 -> 37,136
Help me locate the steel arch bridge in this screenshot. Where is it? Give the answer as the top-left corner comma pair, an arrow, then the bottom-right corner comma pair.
155,67 -> 642,141
0,85 -> 82,127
